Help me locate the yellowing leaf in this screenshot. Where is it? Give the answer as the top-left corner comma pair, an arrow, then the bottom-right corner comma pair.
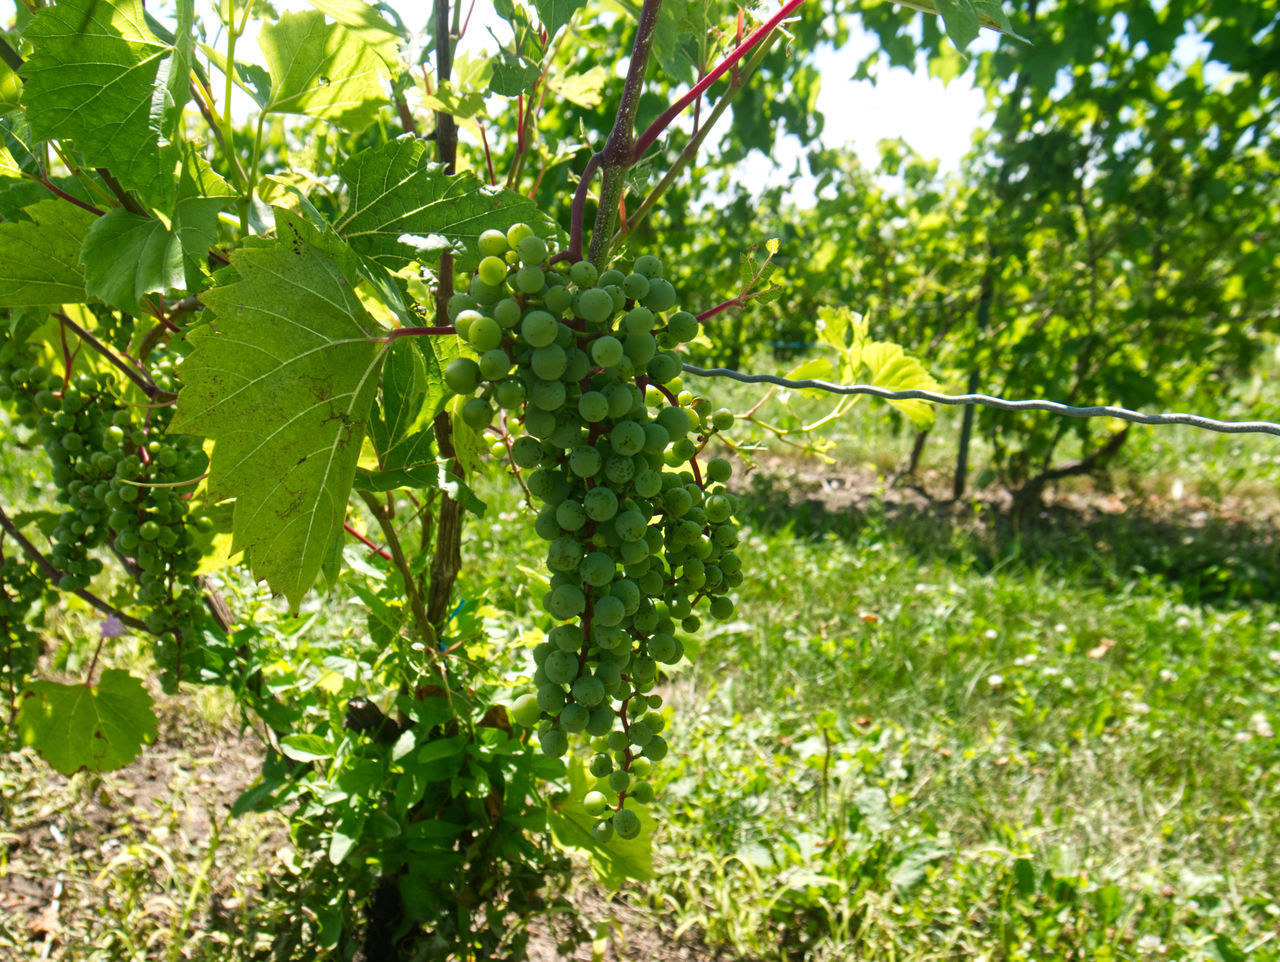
862,341 -> 940,428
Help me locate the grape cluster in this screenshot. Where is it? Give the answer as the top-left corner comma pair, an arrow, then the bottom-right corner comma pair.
443,224 -> 741,840
0,547 -> 44,697
0,332 -> 212,682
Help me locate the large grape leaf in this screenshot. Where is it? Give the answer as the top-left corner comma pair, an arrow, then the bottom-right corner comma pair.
22,0 -> 179,204
171,219 -> 392,610
334,138 -> 559,271
17,670 -> 157,774
0,199 -> 96,306
259,10 -> 395,131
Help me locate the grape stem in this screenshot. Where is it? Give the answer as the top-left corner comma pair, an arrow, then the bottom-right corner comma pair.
383,326 -> 458,340
55,312 -> 176,402
633,0 -> 809,159
0,505 -> 150,634
344,521 -> 393,561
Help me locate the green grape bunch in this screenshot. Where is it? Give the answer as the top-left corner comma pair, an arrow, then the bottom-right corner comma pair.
0,331 -> 213,684
443,222 -> 742,840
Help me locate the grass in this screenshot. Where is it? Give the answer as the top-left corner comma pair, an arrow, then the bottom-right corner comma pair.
3,380 -> 1279,959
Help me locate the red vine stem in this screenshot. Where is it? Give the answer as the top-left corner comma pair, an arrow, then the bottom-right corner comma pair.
345,522 -> 393,561
633,0 -> 809,159
383,325 -> 457,340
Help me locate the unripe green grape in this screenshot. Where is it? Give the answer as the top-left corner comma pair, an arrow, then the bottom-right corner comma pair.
599,269 -> 626,287
445,357 -> 481,395
560,703 -> 589,733
586,705 -> 615,736
605,383 -> 635,419
576,288 -> 613,324
477,348 -> 510,381
478,255 -> 508,287
529,378 -> 566,411
622,273 -> 650,300
666,311 -> 699,343
568,445 -> 602,478
714,523 -> 739,548
657,405 -> 690,438
579,551 -> 614,587
517,234 -> 548,265
549,417 -> 584,450
589,753 -> 613,778
639,421 -> 668,455
610,578 -> 641,612
594,661 -> 622,692
647,353 -> 680,384
613,808 -> 641,839
478,228 -> 509,256
540,729 -> 569,757
462,397 -> 494,429
642,735 -> 668,761
521,310 -> 559,347
516,265 -> 545,293
583,486 -> 618,522
572,675 -> 606,708
610,420 -> 645,457
570,260 -> 598,287
590,335 -> 623,368
583,790 -> 609,816
547,583 -> 586,619
531,344 -> 567,380
510,435 -> 543,469
706,457 -> 732,483
563,348 -> 592,382
549,623 -> 583,651
593,594 -> 625,627
642,278 -> 677,312
681,614 -> 701,633
709,595 -> 735,620
631,781 -> 655,804
624,306 -> 654,334
545,285 -> 574,315
545,649 -> 579,685
525,407 -> 556,440
648,633 -> 679,663
578,391 -> 609,422
467,315 -> 502,352
668,437 -> 697,463
623,333 -> 657,367
495,378 -> 526,410
633,469 -> 662,498
490,297 -> 521,328
632,254 -> 663,278
506,222 -> 534,247
511,692 -> 542,727
705,494 -> 732,524
613,509 -> 647,543
608,770 -> 631,793
592,820 -> 614,843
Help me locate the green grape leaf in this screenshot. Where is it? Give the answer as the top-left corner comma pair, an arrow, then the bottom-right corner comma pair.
335,138 -> 558,271
306,0 -> 403,43
0,57 -> 22,113
532,0 -> 588,40
890,0 -> 1024,49
861,340 -> 939,428
490,50 -> 541,98
79,148 -> 233,311
547,757 -> 653,890
546,65 -> 609,108
171,217 -> 392,611
368,337 -> 449,479
17,669 -> 158,774
0,199 -> 96,306
22,0 -> 178,203
80,209 -> 184,311
260,10 -> 395,130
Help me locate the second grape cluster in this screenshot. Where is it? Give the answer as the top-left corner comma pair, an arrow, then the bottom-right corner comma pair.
443,223 -> 741,840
